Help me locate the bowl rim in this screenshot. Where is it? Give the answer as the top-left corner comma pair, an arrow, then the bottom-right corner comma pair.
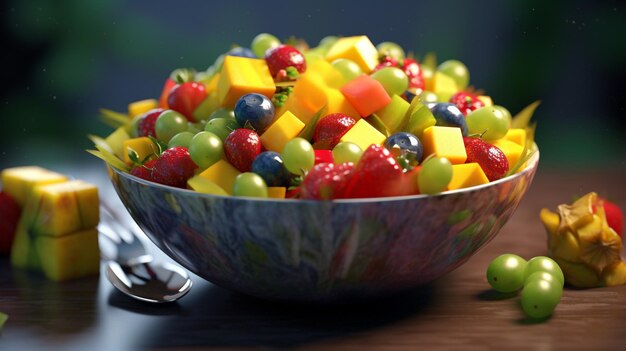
110,146 -> 539,204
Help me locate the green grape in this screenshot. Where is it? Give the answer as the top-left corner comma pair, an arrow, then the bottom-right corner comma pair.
466,106 -> 510,141
521,277 -> 562,319
376,41 -> 405,60
189,131 -> 223,169
437,60 -> 470,90
486,254 -> 528,293
207,108 -> 235,121
168,131 -> 195,148
371,67 -> 409,97
318,35 -> 339,48
187,121 -> 206,134
523,256 -> 565,286
155,110 -> 188,143
251,33 -> 281,58
304,51 -> 325,65
493,105 -> 512,128
232,172 -> 268,198
204,117 -> 240,141
281,137 -> 315,174
129,114 -> 143,137
332,142 -> 363,164
417,157 -> 452,195
420,90 -> 439,103
331,59 -> 363,82
525,271 -> 564,288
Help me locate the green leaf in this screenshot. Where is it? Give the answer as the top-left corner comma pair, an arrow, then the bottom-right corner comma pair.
0,312 -> 7,330
512,100 -> 541,129
127,148 -> 140,164
86,149 -> 130,172
147,136 -> 165,155
100,108 -> 130,129
369,114 -> 390,137
297,105 -> 328,141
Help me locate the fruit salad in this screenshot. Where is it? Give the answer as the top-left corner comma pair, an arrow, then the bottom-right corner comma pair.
90,34 -> 539,200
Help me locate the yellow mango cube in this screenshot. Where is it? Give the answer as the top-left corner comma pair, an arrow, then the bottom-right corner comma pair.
421,126 -> 467,164
276,95 -> 318,125
216,56 -> 275,108
1,166 -> 68,206
35,229 -> 100,282
261,111 -> 305,152
503,128 -> 527,147
197,159 -> 241,195
290,73 -> 360,122
187,175 -> 229,196
493,139 -> 524,170
433,71 -> 460,102
375,94 -> 410,132
305,60 -> 346,89
325,36 -> 379,73
105,127 -> 131,159
268,187 -> 287,199
205,73 -> 220,95
339,119 -> 386,151
325,88 -> 361,120
128,99 -> 158,117
448,163 -> 490,191
122,137 -> 158,164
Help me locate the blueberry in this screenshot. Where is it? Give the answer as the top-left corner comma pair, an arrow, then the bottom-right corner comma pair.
234,93 -> 276,131
227,47 -> 257,58
384,132 -> 423,167
251,151 -> 291,187
429,103 -> 468,136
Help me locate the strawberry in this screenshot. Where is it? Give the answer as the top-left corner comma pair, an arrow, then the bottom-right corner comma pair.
130,159 -> 157,182
450,92 -> 485,116
314,150 -> 334,165
595,197 -> 623,238
343,144 -> 404,198
401,58 -> 425,91
224,129 -> 262,172
0,191 -> 21,255
167,82 -> 207,122
374,56 -> 398,71
137,108 -> 164,138
264,45 -> 306,77
301,162 -> 355,200
312,113 -> 356,149
152,147 -> 197,188
463,137 -> 509,181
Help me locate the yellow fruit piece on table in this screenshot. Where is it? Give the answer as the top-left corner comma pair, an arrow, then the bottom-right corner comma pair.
261,111 -> 305,152
216,56 -> 275,108
477,95 -> 493,107
339,119 -> 386,151
421,126 -> 467,164
503,128 -> 527,147
128,99 -> 158,117
1,166 -> 68,207
267,187 -> 286,199
122,137 -> 158,164
375,94 -> 410,132
197,159 -> 241,195
35,228 -> 100,282
602,261 -> 626,287
325,35 -> 378,73
105,127 -> 131,159
433,71 -> 460,102
555,258 -> 601,288
187,175 -> 229,196
492,139 -> 524,171
447,163 -> 489,191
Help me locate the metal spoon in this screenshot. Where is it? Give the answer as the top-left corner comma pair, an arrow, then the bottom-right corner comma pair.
98,204 -> 192,303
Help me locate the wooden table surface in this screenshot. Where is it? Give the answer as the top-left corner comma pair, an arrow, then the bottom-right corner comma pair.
1,165 -> 625,351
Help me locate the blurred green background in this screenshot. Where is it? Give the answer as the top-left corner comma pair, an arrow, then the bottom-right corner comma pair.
1,0 -> 625,170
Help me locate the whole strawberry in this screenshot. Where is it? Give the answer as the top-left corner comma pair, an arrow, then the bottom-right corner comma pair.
401,58 -> 425,91
597,197 -> 624,238
463,137 -> 509,181
343,144 -> 404,198
0,191 -> 21,255
313,113 -> 356,149
301,162 -> 355,200
167,82 -> 207,122
450,92 -> 485,116
130,159 -> 157,182
224,129 -> 262,172
137,108 -> 164,138
374,56 -> 398,71
264,44 -> 306,77
152,147 -> 197,188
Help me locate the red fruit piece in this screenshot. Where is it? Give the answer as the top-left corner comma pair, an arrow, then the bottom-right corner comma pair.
152,147 -> 197,188
343,144 -> 404,198
313,113 -> 356,149
401,58 -> 425,91
224,129 -> 262,172
314,150 -> 334,164
374,56 -> 398,71
159,78 -> 176,109
137,108 -> 164,138
264,45 -> 307,77
301,162 -> 355,200
597,197 -> 623,238
450,92 -> 485,116
167,82 -> 207,122
463,137 -> 509,181
130,159 -> 157,182
0,191 -> 21,255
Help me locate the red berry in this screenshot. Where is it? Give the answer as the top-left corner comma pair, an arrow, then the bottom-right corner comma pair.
224,129 -> 262,172
137,108 -> 164,138
130,159 -> 157,182
264,45 -> 306,77
301,162 -> 355,200
597,197 -> 623,238
152,147 -> 197,188
401,58 -> 425,91
0,191 -> 21,255
343,144 -> 404,198
167,82 -> 207,122
374,56 -> 398,71
313,113 -> 356,149
463,137 -> 509,181
450,92 -> 485,116
314,150 -> 334,165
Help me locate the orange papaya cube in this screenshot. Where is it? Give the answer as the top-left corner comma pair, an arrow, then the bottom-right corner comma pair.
216,56 -> 275,108
267,187 -> 287,199
260,111 -> 305,152
340,75 -> 391,117
339,119 -> 386,151
325,36 -> 379,73
291,73 -> 328,118
421,126 -> 467,164
448,163 -> 490,191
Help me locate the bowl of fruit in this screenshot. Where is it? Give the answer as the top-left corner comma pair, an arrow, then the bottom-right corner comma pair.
91,34 -> 540,302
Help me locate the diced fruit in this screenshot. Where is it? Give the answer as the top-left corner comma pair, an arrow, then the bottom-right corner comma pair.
167,82 -> 207,122
267,187 -> 287,199
492,139 -> 524,171
343,145 -> 403,198
478,95 -> 493,107
402,58 -> 425,92
187,175 -> 229,196
447,163 -> 490,191
313,113 -> 356,149
432,71 -> 460,102
192,92 -> 221,122
503,128 -> 527,147
35,228 -> 100,282
196,159 -> 241,195
340,74 -> 391,117
224,129 -> 262,172
1,166 -> 68,207
325,36 -> 379,73
430,103 -> 468,136
128,99 -> 158,117
122,137 -> 158,164
301,162 -> 355,200
251,151 -> 291,187
374,94 -> 410,133
216,56 -> 275,108
234,93 -> 276,132
137,108 -> 165,138
260,111 -> 305,152
105,127 -> 131,159
404,99 -> 437,138
421,126 -> 467,164
314,150 -> 334,164
339,119 -> 386,152
0,192 -> 21,255
264,44 -> 307,77
463,137 -> 509,181
152,147 -> 197,188
449,92 -> 484,116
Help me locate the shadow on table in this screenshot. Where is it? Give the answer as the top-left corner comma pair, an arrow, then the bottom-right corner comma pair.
138,282 -> 439,349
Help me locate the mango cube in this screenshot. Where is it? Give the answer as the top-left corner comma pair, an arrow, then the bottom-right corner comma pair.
267,187 -> 287,199
341,75 -> 391,117
421,126 -> 467,164
503,128 -> 527,147
105,127 -> 131,159
493,139 -> 524,170
433,71 -> 460,102
187,175 -> 229,196
276,95 -> 318,125
122,137 -> 158,164
448,163 -> 490,191
35,229 -> 100,282
339,119 -> 386,151
375,94 -> 410,132
325,36 -> 379,73
205,73 -> 220,95
216,56 -> 275,108
197,159 -> 241,195
128,99 -> 158,117
260,111 -> 305,152
1,166 -> 68,206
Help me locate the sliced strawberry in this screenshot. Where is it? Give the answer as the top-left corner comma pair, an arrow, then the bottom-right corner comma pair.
313,113 -> 356,149
152,147 -> 197,188
314,150 -> 334,165
137,108 -> 164,138
343,144 -> 404,198
224,129 -> 262,172
0,191 -> 21,255
167,82 -> 207,122
264,45 -> 306,77
301,162 -> 355,200
450,92 -> 485,116
463,137 -> 509,181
